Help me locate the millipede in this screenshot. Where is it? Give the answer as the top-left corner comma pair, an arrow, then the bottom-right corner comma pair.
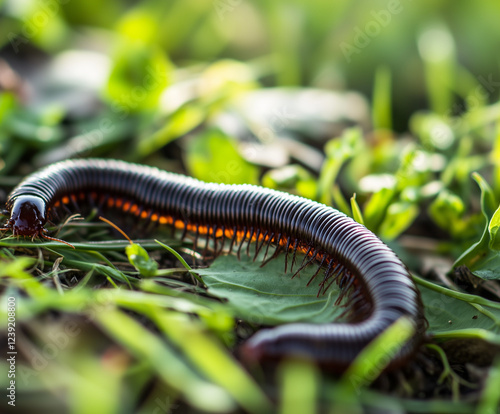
1,158 -> 426,372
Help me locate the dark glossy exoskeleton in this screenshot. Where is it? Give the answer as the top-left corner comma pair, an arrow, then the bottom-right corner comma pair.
1,159 -> 426,371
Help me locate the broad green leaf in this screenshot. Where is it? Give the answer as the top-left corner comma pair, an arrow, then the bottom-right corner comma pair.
197,254 -> 343,325
415,276 -> 500,341
185,129 -> 259,185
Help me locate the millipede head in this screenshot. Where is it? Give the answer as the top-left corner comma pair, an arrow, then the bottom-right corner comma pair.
6,195 -> 47,237
3,195 -> 74,248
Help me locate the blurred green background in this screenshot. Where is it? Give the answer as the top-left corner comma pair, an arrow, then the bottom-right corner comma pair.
1,0 -> 500,127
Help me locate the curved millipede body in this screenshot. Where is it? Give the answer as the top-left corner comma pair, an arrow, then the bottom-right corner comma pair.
1,159 -> 426,371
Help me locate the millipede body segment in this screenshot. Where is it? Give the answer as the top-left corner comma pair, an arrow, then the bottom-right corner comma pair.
2,159 -> 426,371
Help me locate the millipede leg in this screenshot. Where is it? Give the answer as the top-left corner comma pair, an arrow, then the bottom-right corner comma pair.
290,238 -> 299,272
283,236 -> 292,273
292,247 -> 317,279
218,225 -> 226,255
237,226 -> 248,260
307,254 -> 326,289
246,227 -> 255,257
253,229 -> 268,261
229,226 -> 238,253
